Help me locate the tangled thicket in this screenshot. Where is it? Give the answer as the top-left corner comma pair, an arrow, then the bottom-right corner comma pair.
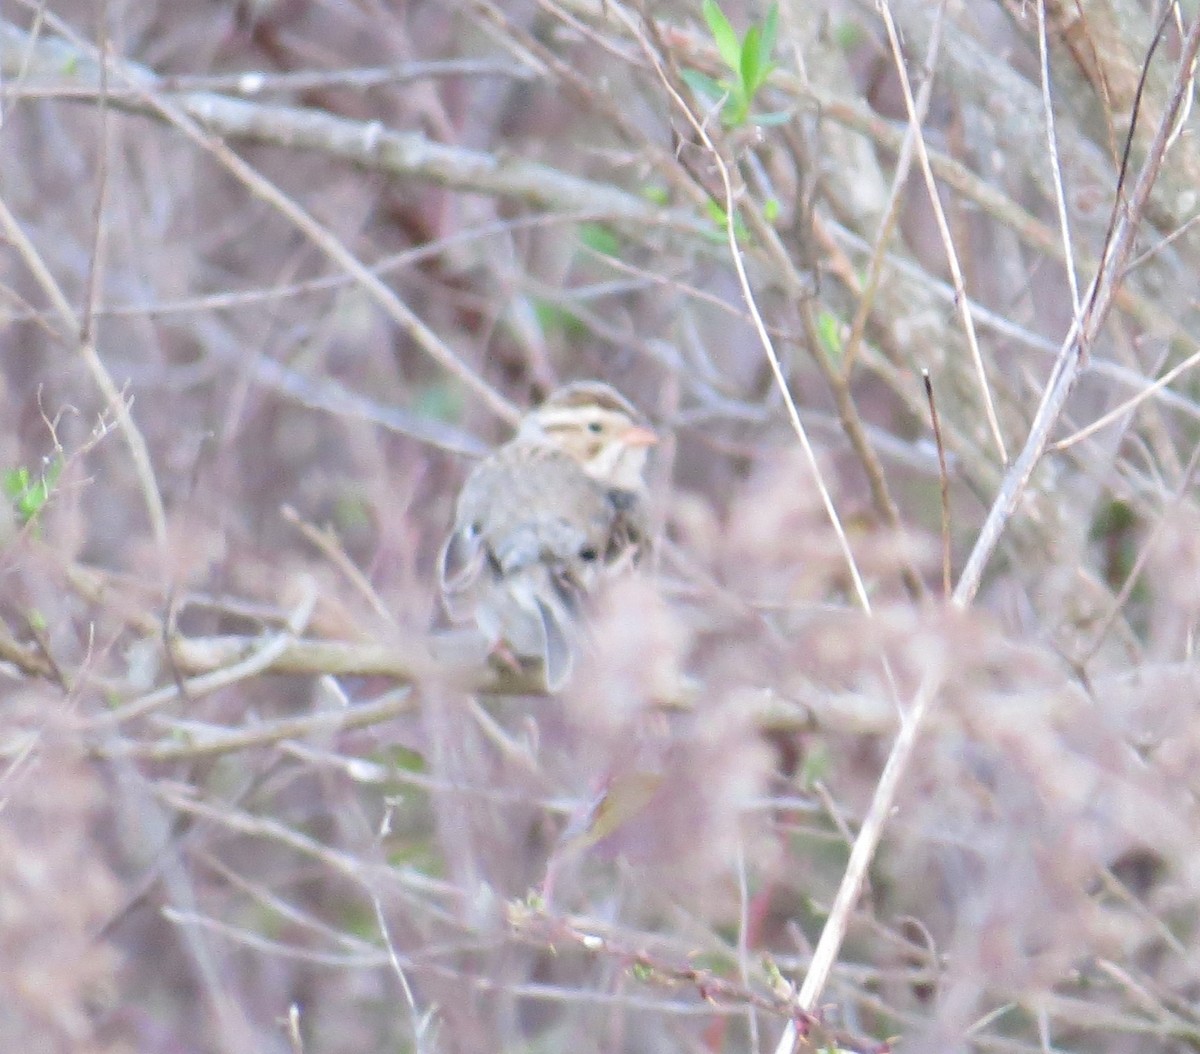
4,1 -> 1200,1052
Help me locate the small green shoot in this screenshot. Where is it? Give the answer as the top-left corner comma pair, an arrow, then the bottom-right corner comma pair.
762,955 -> 789,994
1089,497 -> 1140,589
579,221 -> 621,258
415,382 -> 464,423
690,0 -> 780,127
630,960 -> 654,983
815,310 -> 845,363
533,300 -> 587,342
688,950 -> 737,975
833,19 -> 864,51
798,742 -> 830,788
332,494 -> 372,534
704,199 -> 751,240
4,456 -> 62,526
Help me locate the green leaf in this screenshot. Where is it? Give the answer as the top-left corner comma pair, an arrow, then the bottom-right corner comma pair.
816,310 -> 844,361
760,3 -> 779,69
561,771 -> 664,852
754,109 -> 792,126
630,961 -> 654,982
533,300 -> 586,341
799,742 -> 831,787
704,199 -> 750,239
741,25 -> 762,97
762,197 -> 780,223
762,955 -> 787,990
415,382 -> 464,422
388,745 -> 428,772
1089,497 -> 1137,540
333,495 -> 371,533
833,19 -> 863,50
690,950 -> 738,975
579,221 -> 621,258
640,183 -> 670,205
680,66 -> 725,104
719,79 -> 750,126
751,58 -> 777,95
703,0 -> 742,71
3,466 -> 29,500
4,458 -> 61,525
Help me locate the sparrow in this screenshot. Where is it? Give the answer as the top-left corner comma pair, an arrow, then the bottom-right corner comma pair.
439,382 -> 658,689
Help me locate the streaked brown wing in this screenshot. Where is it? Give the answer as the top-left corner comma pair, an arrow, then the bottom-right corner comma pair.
439,441 -> 617,624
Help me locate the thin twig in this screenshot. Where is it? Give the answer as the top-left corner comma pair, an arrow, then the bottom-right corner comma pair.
104,689 -> 416,762
841,0 -> 945,378
876,0 -> 1008,466
1052,342 -> 1200,452
1036,0 -> 1082,313
282,505 -> 396,625
923,370 -> 953,599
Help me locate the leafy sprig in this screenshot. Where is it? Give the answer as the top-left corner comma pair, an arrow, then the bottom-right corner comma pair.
683,1 -> 781,128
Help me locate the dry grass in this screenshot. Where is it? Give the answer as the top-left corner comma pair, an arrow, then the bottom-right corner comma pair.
3,1 -> 1200,1052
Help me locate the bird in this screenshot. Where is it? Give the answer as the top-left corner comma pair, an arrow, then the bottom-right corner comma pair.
438,381 -> 657,689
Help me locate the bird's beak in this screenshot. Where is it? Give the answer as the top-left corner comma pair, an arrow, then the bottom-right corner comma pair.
622,425 -> 659,448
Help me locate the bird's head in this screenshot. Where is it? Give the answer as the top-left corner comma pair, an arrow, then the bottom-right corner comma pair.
519,382 -> 658,489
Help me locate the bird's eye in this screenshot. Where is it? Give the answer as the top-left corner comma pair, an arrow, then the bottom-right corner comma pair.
587,421 -> 604,434
579,546 -> 598,562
